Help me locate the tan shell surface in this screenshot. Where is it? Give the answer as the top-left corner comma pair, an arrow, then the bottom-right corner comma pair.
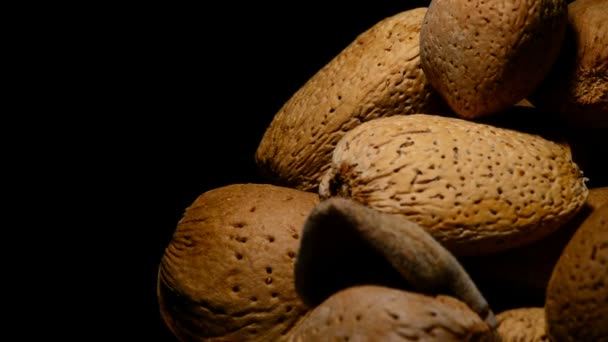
463,186 -> 608,293
319,114 -> 588,255
287,285 -> 493,342
420,0 -> 568,118
256,7 -> 447,192
545,201 -> 608,341
530,0 -> 608,126
496,308 -> 548,341
158,183 -> 319,341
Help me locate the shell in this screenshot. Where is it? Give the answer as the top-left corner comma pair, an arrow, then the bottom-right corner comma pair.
496,308 -> 548,342
319,114 -> 588,255
287,285 -> 495,342
420,0 -> 568,118
545,201 -> 608,341
256,7 -> 448,192
158,183 -> 319,341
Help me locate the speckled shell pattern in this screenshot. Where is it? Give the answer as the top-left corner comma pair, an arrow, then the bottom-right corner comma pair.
319,114 -> 588,256
420,0 -> 568,118
287,285 -> 494,342
545,201 -> 608,341
256,7 -> 447,192
158,184 -> 319,341
495,307 -> 548,341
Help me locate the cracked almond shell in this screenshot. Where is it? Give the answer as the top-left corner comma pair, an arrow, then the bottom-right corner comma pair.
319,114 -> 588,255
256,7 -> 448,192
420,0 -> 568,118
157,183 -> 319,341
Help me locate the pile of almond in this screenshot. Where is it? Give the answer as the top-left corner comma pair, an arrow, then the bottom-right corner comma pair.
158,0 -> 607,340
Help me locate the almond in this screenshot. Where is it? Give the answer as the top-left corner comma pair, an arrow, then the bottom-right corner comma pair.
319,114 -> 588,255
256,7 -> 448,192
157,183 -> 319,341
496,308 -> 547,342
545,201 -> 608,341
420,0 -> 568,118
287,285 -> 495,341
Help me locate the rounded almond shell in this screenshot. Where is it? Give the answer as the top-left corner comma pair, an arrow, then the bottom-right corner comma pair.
545,201 -> 608,341
420,0 -> 567,118
319,114 -> 588,255
287,285 -> 493,341
158,183 -> 319,341
256,8 -> 448,192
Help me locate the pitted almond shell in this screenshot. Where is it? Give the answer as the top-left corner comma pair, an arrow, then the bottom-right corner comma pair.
496,307 -> 547,342
420,0 -> 567,118
256,7 -> 448,192
545,201 -> 608,341
158,183 -> 319,341
319,114 -> 588,255
287,285 -> 495,342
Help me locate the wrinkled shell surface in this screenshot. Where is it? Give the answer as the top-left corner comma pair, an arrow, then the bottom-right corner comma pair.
319,114 -> 588,255
287,285 -> 494,341
464,186 -> 608,293
158,183 -> 319,341
545,201 -> 608,341
420,0 -> 568,118
496,307 -> 548,341
530,0 -> 608,127
256,7 -> 447,192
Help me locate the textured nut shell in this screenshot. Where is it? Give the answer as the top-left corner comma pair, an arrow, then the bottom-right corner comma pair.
256,8 -> 448,192
287,285 -> 494,342
158,184 -> 319,341
464,187 -> 608,293
420,0 -> 567,118
319,114 -> 588,255
530,0 -> 608,127
545,201 -> 608,341
295,197 -> 495,327
496,308 -> 547,341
